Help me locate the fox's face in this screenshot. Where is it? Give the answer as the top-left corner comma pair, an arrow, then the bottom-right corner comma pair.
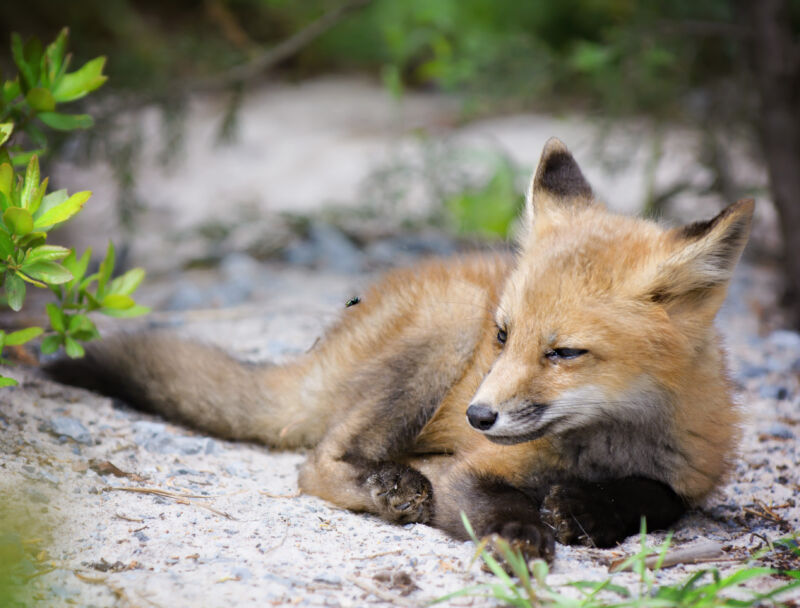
467,139 -> 753,444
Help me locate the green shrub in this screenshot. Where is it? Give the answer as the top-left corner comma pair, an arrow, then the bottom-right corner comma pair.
0,29 -> 148,387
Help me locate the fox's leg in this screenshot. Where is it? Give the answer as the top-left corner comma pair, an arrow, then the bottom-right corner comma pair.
427,462 -> 556,561
542,477 -> 686,547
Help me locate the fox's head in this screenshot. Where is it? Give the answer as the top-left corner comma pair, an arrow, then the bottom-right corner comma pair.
467,138 -> 753,445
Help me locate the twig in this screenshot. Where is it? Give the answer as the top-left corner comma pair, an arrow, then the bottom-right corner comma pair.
106,486 -> 237,520
258,490 -> 302,499
346,575 -> 420,607
351,549 -> 404,560
610,540 -> 726,572
200,0 -> 374,89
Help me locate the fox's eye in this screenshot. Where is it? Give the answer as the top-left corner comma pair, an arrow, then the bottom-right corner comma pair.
496,328 -> 508,345
546,348 -> 587,361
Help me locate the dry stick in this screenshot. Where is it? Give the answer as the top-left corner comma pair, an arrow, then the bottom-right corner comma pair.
351,549 -> 404,561
93,0 -> 375,120
199,0 -> 375,90
610,540 -> 726,572
346,575 -> 420,607
106,486 -> 236,520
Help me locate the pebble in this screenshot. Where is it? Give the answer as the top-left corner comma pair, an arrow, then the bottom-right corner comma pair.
758,385 -> 789,400
765,423 -> 794,439
767,330 -> 800,351
313,573 -> 342,585
45,416 -> 93,444
284,223 -> 363,273
132,420 -> 218,455
224,461 -> 251,478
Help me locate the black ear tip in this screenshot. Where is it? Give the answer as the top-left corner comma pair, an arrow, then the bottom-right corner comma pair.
541,137 -> 569,157
533,137 -> 592,199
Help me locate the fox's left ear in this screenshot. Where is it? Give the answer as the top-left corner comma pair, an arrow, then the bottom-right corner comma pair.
648,199 -> 755,306
524,137 -> 593,229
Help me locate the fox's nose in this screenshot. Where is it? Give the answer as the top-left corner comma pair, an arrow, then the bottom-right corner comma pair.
466,403 -> 498,431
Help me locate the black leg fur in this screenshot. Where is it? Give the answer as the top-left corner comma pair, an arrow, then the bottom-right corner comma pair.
541,476 -> 687,547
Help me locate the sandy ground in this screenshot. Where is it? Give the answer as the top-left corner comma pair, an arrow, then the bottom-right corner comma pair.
2,259 -> 799,607
1,78 -> 799,606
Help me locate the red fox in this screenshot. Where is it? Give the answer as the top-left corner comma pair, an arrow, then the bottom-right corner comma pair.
46,138 -> 753,561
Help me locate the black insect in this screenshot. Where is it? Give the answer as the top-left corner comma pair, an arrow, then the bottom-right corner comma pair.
345,296 -> 361,307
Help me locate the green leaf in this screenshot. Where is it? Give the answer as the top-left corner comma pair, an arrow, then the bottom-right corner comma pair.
40,334 -> 62,355
3,207 -> 34,236
11,33 -> 35,90
23,37 -> 43,84
2,78 -> 21,104
52,56 -> 107,103
0,376 -> 19,387
4,272 -> 25,311
26,245 -> 70,263
44,28 -> 69,84
21,260 -> 73,284
5,326 -> 43,346
37,112 -> 94,131
64,336 -> 84,358
21,155 -> 40,209
36,188 -> 68,219
101,293 -> 134,310
63,248 -> 90,287
0,191 -> 10,212
10,148 -> 44,168
97,241 -> 115,295
33,190 -> 91,229
46,302 -> 65,332
25,87 -> 55,112
0,122 -> 13,147
0,231 -> 12,257
28,177 -> 49,214
17,231 -> 46,250
108,267 -> 145,296
100,304 -> 150,318
0,163 -> 13,198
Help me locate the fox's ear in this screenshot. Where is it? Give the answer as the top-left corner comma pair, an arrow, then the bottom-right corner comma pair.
524,138 -> 593,228
648,199 -> 754,306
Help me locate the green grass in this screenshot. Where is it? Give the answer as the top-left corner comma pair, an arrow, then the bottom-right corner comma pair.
433,515 -> 800,608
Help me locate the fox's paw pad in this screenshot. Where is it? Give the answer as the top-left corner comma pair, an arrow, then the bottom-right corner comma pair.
483,520 -> 555,564
366,464 -> 433,524
542,483 -> 624,548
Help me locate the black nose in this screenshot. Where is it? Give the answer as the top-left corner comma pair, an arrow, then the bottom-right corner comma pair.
466,403 -> 498,431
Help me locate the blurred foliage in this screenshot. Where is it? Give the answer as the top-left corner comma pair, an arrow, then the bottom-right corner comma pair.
1,30 -> 148,386
3,0 -> 791,120
0,0 -> 798,244
0,493 -> 52,607
445,158 -> 524,239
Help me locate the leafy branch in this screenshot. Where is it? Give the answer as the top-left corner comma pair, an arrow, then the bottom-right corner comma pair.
0,29 -> 148,386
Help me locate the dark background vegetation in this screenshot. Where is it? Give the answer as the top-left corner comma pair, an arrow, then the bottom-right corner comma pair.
1,0 -> 799,325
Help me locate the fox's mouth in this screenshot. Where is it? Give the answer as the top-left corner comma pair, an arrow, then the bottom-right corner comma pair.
481,406 -> 555,444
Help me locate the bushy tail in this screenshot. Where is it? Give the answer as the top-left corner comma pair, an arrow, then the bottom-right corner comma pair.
44,332 -> 326,449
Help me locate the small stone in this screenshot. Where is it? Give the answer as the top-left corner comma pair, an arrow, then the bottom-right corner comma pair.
768,330 -> 800,351
134,530 -> 150,543
47,416 -> 93,444
313,573 -> 342,585
759,385 -> 789,400
224,461 -> 250,478
765,423 -> 794,439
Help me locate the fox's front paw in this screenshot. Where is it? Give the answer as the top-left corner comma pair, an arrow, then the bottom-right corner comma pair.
481,520 -> 556,564
366,463 -> 433,524
542,483 -> 625,548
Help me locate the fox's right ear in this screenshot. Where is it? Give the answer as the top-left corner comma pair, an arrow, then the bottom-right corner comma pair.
523,138 -> 593,232
648,199 -> 755,308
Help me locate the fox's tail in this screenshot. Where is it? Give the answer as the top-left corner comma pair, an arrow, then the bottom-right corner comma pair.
44,332 -> 327,448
